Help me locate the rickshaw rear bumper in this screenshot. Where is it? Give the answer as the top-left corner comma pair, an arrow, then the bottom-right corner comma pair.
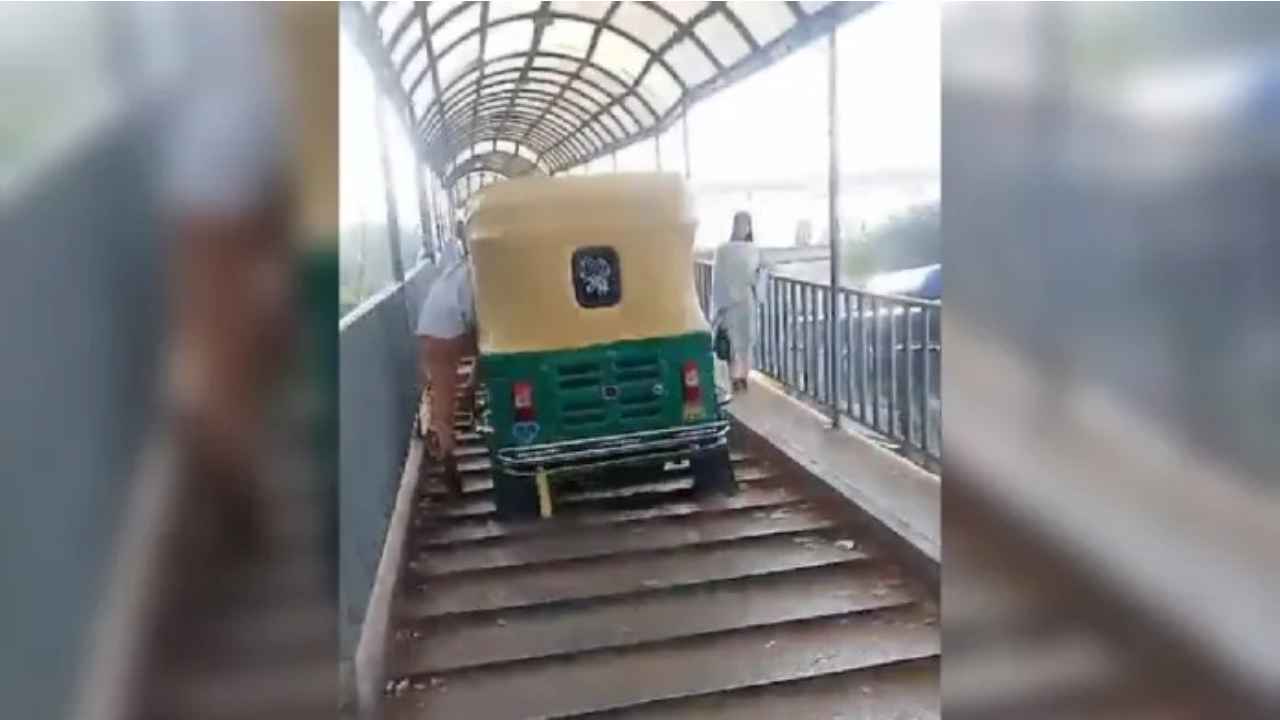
495,421 -> 730,477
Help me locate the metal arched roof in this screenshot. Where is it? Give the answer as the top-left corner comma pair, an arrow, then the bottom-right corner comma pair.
350,1 -> 874,177
445,148 -> 545,185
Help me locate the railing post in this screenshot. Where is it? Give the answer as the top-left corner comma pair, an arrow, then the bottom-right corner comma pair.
826,31 -> 841,428
408,105 -> 437,265
373,93 -> 405,283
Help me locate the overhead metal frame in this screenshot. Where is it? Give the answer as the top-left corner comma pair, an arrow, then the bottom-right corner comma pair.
444,149 -> 544,186
354,1 -> 877,181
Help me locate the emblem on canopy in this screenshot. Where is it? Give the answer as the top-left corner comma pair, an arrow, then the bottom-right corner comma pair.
571,246 -> 622,308
577,255 -> 612,297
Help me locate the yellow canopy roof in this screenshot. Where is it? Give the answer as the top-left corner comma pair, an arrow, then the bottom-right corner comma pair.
468,172 -> 696,238
467,173 -> 708,355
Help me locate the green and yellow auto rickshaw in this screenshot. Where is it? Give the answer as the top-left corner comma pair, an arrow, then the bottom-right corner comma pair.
468,172 -> 736,520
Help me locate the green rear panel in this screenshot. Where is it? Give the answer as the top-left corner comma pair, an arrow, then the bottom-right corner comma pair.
480,332 -> 719,449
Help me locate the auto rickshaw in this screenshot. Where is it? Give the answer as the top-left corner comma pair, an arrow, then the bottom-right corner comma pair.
467,173 -> 736,520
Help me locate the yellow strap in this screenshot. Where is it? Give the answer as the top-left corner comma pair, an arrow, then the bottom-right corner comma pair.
535,469 -> 553,518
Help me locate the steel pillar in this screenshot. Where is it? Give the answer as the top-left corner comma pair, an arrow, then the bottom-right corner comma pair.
373,95 -> 405,283
826,31 -> 841,428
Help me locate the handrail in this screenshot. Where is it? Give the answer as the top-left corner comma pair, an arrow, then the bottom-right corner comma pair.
695,259 -> 942,466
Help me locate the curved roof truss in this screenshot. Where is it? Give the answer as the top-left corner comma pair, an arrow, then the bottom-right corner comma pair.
352,1 -> 876,176
445,149 -> 545,186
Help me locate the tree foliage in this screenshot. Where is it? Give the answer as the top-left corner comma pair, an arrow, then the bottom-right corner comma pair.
842,200 -> 941,283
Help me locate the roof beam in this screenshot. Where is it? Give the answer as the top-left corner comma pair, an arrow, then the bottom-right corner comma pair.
518,1 -> 618,152
422,68 -> 625,147
405,8 -> 676,169
361,0 -> 877,175
428,89 -> 612,151
539,2 -> 720,167
385,5 -> 417,56
437,113 -> 593,163
419,51 -> 650,134
437,99 -> 605,155
445,150 -> 544,186
401,1 -> 475,78
439,123 -> 575,169
493,2 -> 552,143
444,141 -> 545,177
451,111 -> 593,157
719,3 -> 760,52
414,2 -> 452,167
342,3 -> 413,121
470,2 -> 490,137
551,2 -> 878,172
425,73 -> 618,137
643,2 -> 723,76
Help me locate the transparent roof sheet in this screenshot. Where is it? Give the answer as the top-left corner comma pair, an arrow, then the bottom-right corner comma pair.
665,37 -> 716,86
391,17 -> 422,65
664,2 -> 708,23
611,2 -> 676,49
427,0 -> 465,27
551,1 -> 612,21
401,51 -> 429,91
640,61 -> 681,112
697,13 -> 752,67
490,0 -> 541,23
435,35 -> 479,88
484,20 -> 535,62
378,1 -> 413,40
594,28 -> 648,83
352,1 -> 875,177
433,3 -> 478,52
541,17 -> 594,58
729,1 -> 796,46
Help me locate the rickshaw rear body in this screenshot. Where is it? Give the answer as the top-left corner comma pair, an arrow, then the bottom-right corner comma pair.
466,174 -> 734,515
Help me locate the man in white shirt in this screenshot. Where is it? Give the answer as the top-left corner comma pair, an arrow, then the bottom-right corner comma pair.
415,221 -> 476,494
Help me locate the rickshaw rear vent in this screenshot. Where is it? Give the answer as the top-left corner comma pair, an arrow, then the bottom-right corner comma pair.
620,404 -> 663,420
559,376 -> 600,390
557,361 -> 599,376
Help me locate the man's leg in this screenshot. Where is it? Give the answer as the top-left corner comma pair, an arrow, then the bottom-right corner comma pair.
420,336 -> 475,496
429,392 -> 461,496
426,357 -> 463,496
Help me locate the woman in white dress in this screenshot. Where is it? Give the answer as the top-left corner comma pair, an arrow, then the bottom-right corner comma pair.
711,211 -> 768,393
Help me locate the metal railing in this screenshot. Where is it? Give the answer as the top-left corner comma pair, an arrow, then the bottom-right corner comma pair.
696,261 -> 941,464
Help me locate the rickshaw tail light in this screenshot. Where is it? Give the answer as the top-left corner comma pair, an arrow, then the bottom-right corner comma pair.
682,362 -> 702,404
513,381 -> 535,421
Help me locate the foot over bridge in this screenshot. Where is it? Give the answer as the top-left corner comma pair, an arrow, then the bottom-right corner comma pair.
383,414 -> 939,718
339,258 -> 943,719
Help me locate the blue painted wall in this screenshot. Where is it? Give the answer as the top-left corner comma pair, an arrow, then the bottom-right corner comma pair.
0,108 -> 166,719
338,262 -> 438,660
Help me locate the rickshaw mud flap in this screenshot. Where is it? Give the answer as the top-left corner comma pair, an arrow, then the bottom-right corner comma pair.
495,422 -> 730,477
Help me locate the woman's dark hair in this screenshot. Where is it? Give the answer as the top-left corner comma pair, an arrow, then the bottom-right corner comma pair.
732,210 -> 754,243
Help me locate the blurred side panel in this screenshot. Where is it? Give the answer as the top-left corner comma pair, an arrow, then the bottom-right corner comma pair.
1,3 -> 340,719
942,3 -> 1279,718
0,4 -> 171,718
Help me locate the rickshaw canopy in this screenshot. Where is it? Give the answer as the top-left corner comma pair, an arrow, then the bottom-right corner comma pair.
467,173 -> 708,355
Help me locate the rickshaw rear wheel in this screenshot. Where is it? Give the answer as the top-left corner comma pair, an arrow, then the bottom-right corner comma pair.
691,446 -> 737,497
493,469 -> 540,521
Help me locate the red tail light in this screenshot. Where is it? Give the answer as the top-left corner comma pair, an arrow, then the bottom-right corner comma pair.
682,361 -> 702,405
513,381 -> 535,422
